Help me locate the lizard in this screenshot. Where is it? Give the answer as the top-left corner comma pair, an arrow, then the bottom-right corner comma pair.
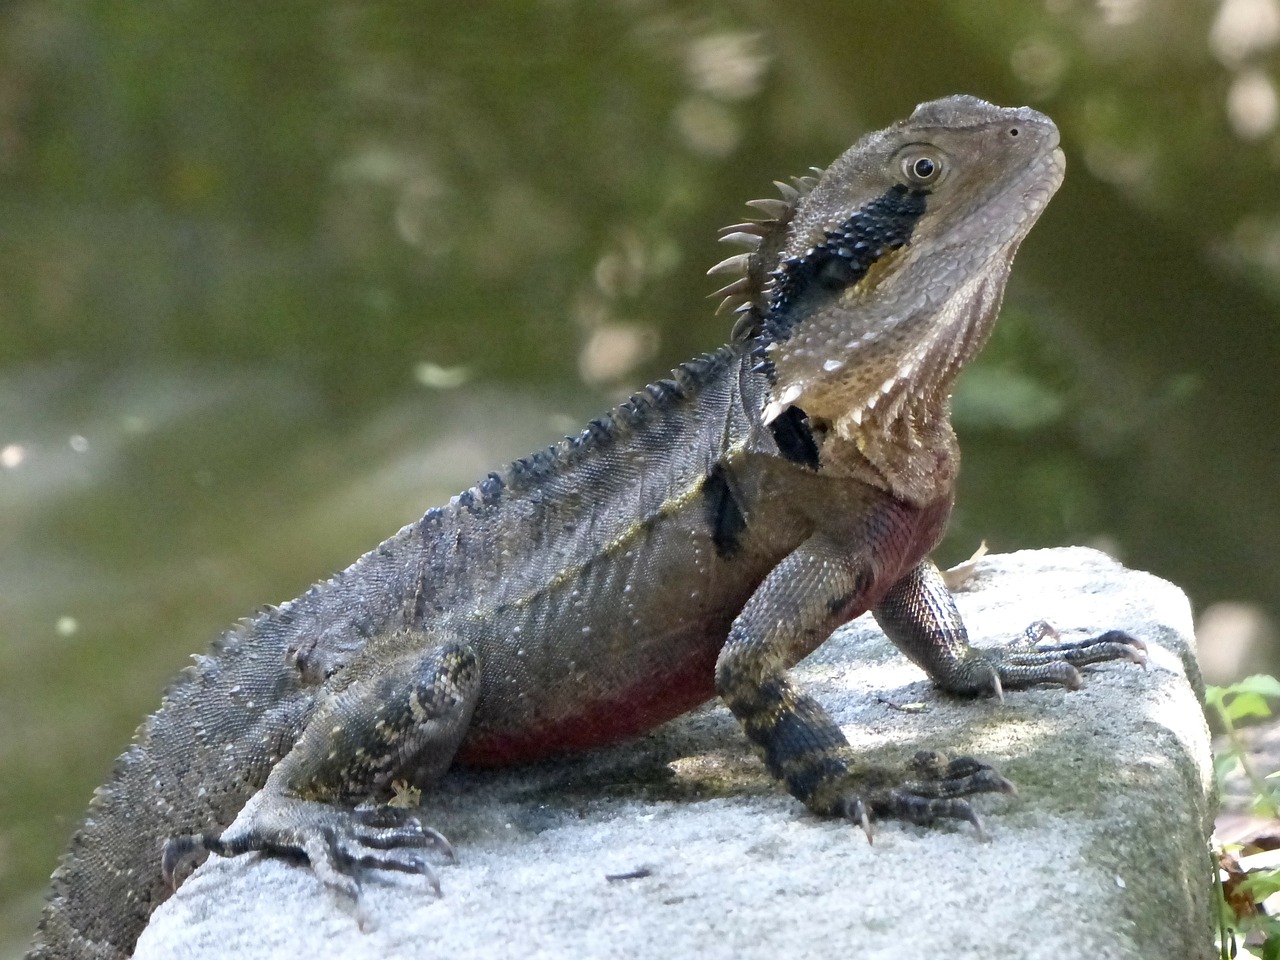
29,95 -> 1145,959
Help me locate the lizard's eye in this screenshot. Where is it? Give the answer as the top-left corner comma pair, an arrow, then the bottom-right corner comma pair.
900,149 -> 945,187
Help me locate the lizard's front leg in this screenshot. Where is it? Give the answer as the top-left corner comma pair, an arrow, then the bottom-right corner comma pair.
714,535 -> 1014,839
163,633 -> 479,897
873,559 -> 1146,700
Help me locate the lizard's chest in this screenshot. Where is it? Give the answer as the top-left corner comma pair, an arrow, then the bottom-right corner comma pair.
815,411 -> 960,510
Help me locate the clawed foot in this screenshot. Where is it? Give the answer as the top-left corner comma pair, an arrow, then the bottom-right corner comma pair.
161,796 -> 454,899
835,751 -> 1015,843
957,623 -> 1147,701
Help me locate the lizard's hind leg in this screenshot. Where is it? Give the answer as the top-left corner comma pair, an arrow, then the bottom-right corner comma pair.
163,634 -> 479,898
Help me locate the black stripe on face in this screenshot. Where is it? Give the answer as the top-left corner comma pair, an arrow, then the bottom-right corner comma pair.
762,184 -> 927,344
703,463 -> 748,559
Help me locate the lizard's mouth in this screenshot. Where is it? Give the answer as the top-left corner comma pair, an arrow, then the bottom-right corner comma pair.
946,141 -> 1066,254
1018,145 -> 1067,233
1023,145 -> 1066,210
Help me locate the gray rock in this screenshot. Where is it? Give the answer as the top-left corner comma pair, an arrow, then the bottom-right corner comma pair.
134,547 -> 1214,960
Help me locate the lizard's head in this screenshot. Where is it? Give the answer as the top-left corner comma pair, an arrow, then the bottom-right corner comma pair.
757,95 -> 1065,440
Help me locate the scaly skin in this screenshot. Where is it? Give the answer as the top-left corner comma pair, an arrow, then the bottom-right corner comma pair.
30,96 -> 1144,959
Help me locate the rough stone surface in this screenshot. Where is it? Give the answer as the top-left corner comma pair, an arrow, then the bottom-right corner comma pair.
134,547 -> 1214,960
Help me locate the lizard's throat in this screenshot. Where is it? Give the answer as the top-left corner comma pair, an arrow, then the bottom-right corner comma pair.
762,252 -> 1013,444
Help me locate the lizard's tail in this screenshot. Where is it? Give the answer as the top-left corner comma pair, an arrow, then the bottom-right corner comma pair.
28,742 -> 177,959
27,642 -> 285,959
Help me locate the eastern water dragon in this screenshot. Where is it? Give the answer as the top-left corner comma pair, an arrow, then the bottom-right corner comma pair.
29,95 -> 1145,959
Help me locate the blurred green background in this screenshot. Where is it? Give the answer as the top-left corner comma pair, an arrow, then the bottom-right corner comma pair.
3,0 -> 1280,951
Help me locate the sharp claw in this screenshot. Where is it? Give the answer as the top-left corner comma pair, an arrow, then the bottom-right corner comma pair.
971,814 -> 991,843
946,800 -> 990,842
989,666 -> 1005,705
1113,633 -> 1150,669
961,766 -> 1017,798
422,825 -> 456,862
842,797 -> 874,845
355,901 -> 372,933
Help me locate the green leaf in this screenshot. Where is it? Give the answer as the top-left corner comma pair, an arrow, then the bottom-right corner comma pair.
1233,675 -> 1280,699
1225,692 -> 1274,723
1241,871 -> 1280,900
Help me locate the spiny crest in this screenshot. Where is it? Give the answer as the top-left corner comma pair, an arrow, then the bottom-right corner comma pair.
483,349 -> 735,499
706,169 -> 823,341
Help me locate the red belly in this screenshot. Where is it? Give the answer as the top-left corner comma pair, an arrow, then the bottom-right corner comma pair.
454,638 -> 721,767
